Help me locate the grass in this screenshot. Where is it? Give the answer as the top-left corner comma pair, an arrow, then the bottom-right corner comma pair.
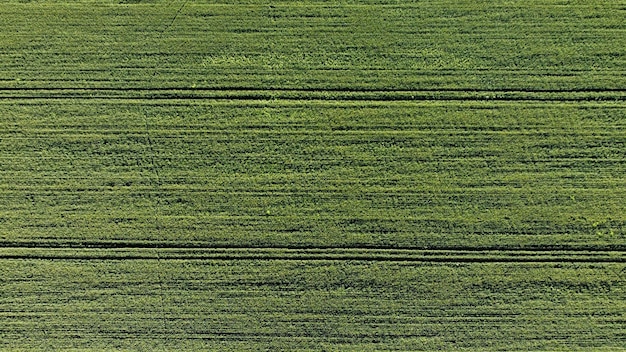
0,0 -> 625,350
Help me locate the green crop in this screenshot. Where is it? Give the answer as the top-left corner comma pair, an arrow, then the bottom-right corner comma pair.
0,0 -> 624,350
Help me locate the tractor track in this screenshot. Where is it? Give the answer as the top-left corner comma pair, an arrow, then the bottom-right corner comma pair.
0,87 -> 623,102
1,246 -> 623,263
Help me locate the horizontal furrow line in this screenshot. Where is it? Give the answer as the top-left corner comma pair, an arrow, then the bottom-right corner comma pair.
1,246 -> 624,261
3,242 -> 626,251
2,133 -> 624,138
0,95 -> 623,102
1,249 -> 623,263
0,88 -> 624,102
1,87 -> 625,93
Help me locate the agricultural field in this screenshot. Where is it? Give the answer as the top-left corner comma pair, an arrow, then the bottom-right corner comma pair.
0,0 -> 625,350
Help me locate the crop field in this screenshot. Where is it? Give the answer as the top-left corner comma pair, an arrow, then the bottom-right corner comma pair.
1,0 -> 625,350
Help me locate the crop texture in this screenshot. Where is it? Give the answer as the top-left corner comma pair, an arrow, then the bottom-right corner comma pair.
0,0 -> 625,350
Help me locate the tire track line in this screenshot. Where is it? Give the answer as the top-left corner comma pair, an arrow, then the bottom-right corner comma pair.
1,87 -> 625,92
1,248 -> 623,263
0,88 -> 623,102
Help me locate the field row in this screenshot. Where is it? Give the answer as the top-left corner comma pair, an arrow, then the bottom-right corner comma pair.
0,247 -> 624,262
1,100 -> 624,250
0,88 -> 625,101
1,259 -> 624,350
1,1 -> 624,90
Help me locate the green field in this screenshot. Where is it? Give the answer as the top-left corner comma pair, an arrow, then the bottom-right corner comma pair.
1,0 -> 625,350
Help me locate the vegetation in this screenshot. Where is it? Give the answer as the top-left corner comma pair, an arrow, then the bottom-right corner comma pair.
1,258 -> 624,350
0,0 -> 624,350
